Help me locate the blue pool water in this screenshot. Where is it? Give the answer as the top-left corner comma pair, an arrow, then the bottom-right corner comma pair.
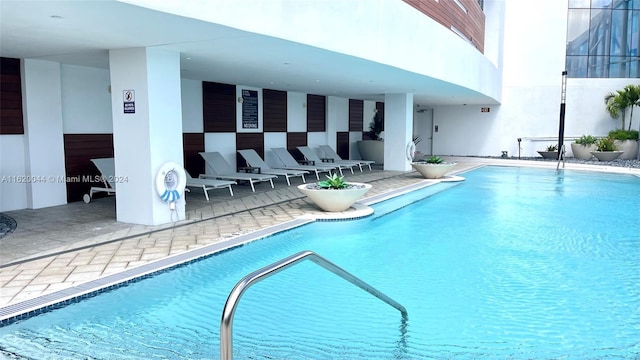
1,166 -> 639,359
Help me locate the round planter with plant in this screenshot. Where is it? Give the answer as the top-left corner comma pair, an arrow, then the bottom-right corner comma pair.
297,174 -> 371,212
537,144 -> 559,159
608,129 -> 639,160
411,155 -> 457,179
571,135 -> 597,160
590,137 -> 623,161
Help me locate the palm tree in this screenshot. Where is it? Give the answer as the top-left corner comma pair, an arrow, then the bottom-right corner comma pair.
604,84 -> 640,131
605,89 -> 630,129
623,84 -> 640,131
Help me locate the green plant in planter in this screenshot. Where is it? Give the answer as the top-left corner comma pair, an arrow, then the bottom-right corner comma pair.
425,155 -> 444,164
367,111 -> 384,140
608,129 -> 639,141
317,173 -> 348,189
575,135 -> 598,145
596,137 -> 617,152
545,144 -> 558,152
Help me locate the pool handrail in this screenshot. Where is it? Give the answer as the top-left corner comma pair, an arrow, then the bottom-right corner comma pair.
556,143 -> 566,171
220,250 -> 408,360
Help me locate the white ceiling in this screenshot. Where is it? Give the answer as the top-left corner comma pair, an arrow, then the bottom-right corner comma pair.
0,0 -> 492,106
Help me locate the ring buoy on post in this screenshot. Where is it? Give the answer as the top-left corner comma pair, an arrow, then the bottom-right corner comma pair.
406,141 -> 416,161
155,162 -> 186,203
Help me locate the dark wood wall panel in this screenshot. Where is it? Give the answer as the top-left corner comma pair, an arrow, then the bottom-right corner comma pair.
203,81 -> 236,132
306,94 -> 326,132
0,57 -> 24,135
349,99 -> 364,132
63,134 -> 114,203
183,133 -> 205,178
403,0 -> 485,53
263,89 -> 287,132
236,133 -> 265,168
286,132 -> 308,161
336,132 -> 350,160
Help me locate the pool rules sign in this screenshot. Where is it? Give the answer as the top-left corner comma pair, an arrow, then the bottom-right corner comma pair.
123,90 -> 135,114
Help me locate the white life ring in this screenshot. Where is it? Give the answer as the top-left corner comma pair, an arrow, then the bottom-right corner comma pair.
406,141 -> 416,161
155,162 -> 186,203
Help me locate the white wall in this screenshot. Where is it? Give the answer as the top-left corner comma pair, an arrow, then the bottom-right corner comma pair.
287,92 -> 306,132
0,135 -> 27,211
181,78 -> 203,133
61,65 -> 112,133
434,0 -> 639,158
22,59 -> 68,209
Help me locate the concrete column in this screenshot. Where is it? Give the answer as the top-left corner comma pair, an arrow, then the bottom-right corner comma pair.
383,93 -> 414,171
21,59 -> 67,209
109,48 -> 184,225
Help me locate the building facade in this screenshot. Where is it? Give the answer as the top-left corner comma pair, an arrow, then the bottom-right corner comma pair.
0,0 -> 638,223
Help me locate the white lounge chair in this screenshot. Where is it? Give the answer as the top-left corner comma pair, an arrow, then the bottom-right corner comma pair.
319,144 -> 374,171
185,171 -> 235,201
83,158 -> 116,203
271,147 -> 335,180
199,152 -> 277,192
297,146 -> 354,175
237,149 -> 308,186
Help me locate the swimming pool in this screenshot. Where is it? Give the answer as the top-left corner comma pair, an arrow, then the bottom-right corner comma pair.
0,166 -> 638,359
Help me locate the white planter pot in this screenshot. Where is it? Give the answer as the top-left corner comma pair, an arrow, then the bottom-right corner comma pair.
298,183 -> 372,212
411,162 -> 457,179
590,151 -> 623,161
613,140 -> 639,160
356,140 -> 384,165
570,143 -> 596,160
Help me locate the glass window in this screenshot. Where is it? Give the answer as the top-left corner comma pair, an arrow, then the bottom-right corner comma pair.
567,56 -> 589,77
567,3 -> 639,77
589,9 -> 612,56
609,56 -> 629,76
610,9 -> 634,55
591,0 -> 612,8
567,9 -> 591,55
569,0 -> 591,8
588,56 -> 610,77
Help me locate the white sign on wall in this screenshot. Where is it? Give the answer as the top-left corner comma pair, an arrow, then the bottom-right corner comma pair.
123,90 -> 135,114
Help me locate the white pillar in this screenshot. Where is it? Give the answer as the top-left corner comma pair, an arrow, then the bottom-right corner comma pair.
21,59 -> 67,209
384,93 -> 414,171
109,48 -> 185,225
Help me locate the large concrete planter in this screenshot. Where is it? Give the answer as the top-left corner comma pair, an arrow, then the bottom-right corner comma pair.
411,162 -> 457,179
297,183 -> 372,212
570,143 -> 596,160
356,140 -> 384,165
613,140 -> 639,160
590,151 -> 623,161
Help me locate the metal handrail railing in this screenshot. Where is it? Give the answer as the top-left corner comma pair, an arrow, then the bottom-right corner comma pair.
556,143 -> 566,171
220,250 -> 408,360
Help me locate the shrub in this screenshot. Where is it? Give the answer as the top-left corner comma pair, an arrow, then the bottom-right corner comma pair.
608,129 -> 639,141
425,156 -> 444,164
596,137 -> 617,152
317,173 -> 348,189
575,135 -> 598,145
545,144 -> 558,152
